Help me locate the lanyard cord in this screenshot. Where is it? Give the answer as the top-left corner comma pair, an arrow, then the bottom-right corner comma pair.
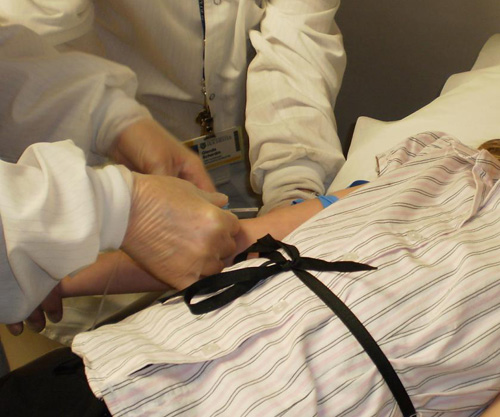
196,0 -> 213,134
198,0 -> 206,75
163,234 -> 417,417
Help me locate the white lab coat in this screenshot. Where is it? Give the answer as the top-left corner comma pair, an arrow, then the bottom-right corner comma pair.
0,0 -> 346,211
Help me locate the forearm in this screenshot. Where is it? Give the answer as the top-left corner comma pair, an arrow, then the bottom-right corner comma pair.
59,251 -> 169,298
236,199 -> 324,254
235,184 -> 364,255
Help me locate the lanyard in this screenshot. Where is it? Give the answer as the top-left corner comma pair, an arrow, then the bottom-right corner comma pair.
198,0 -> 206,40
196,0 -> 214,134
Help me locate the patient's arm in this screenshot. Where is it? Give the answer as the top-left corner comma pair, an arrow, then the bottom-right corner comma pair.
59,185 -> 365,296
59,197 -> 327,298
62,196 -> 325,298
7,251 -> 170,335
7,185 -> 364,335
234,185 -> 365,255
235,198 -> 324,254
59,251 -> 170,297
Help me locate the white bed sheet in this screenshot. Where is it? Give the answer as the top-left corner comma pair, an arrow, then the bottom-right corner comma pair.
328,34 -> 500,192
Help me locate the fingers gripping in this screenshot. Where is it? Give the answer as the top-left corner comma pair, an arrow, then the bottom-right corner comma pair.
123,174 -> 241,289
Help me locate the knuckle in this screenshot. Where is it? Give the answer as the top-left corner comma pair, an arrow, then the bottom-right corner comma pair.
200,209 -> 225,229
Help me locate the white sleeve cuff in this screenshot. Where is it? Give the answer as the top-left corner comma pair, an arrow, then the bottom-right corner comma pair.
93,92 -> 152,156
87,164 -> 132,251
259,160 -> 326,214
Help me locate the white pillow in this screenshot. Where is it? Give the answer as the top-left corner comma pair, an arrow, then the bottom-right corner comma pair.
328,34 -> 500,193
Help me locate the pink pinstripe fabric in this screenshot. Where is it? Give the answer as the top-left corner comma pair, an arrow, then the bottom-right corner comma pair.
74,133 -> 500,416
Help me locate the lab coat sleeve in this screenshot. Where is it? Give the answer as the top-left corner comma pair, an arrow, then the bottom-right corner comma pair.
246,0 -> 346,212
0,141 -> 132,324
0,23 -> 151,164
0,0 -> 95,46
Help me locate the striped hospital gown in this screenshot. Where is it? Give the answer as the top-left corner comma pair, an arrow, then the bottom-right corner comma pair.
73,132 -> 500,416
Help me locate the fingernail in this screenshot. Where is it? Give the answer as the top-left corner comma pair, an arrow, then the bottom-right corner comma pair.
47,312 -> 62,323
9,323 -> 23,336
26,321 -> 44,333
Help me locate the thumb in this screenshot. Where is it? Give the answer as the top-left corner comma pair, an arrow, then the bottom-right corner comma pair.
197,190 -> 229,208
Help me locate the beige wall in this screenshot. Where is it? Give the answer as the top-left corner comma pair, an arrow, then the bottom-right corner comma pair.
335,0 -> 500,150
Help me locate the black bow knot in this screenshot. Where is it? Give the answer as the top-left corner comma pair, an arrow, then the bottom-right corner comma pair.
175,234 -> 375,315
161,234 -> 416,417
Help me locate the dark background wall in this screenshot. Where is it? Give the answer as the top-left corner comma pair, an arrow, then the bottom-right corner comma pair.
334,0 -> 500,151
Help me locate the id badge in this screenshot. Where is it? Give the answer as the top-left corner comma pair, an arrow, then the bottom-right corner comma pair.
184,126 -> 243,170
